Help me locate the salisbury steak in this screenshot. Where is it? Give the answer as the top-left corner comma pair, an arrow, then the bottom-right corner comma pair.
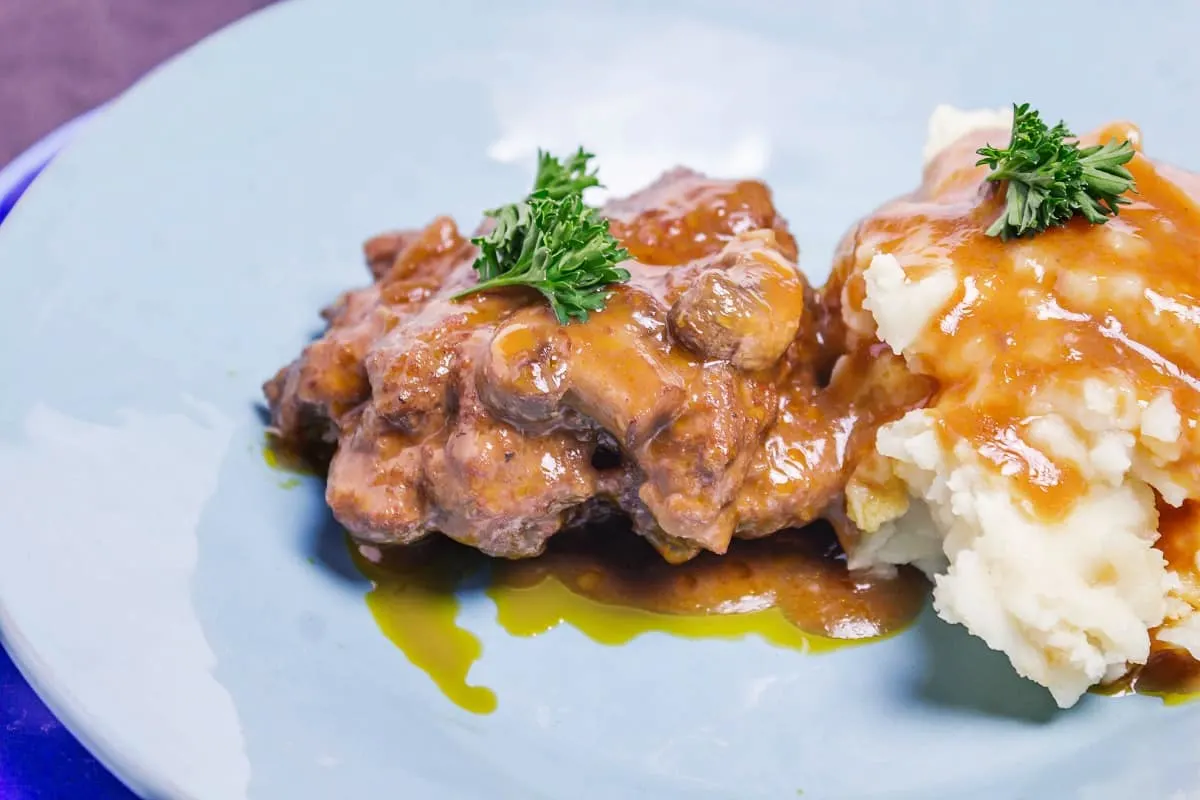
265,169 -> 924,561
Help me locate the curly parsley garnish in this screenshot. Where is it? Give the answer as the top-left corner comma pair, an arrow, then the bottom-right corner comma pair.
453,148 -> 630,323
976,103 -> 1137,240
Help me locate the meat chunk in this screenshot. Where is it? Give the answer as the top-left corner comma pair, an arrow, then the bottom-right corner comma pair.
328,356 -> 597,558
366,295 -> 519,435
421,370 -> 597,557
325,405 -> 426,542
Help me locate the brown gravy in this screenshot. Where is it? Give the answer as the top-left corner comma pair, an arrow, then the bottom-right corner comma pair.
497,521 -> 926,639
834,123 -> 1200,522
1100,648 -> 1200,704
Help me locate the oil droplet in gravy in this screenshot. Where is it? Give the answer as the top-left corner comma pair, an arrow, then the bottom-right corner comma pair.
353,522 -> 929,714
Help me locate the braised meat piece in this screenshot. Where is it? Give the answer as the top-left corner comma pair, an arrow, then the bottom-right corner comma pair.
266,168 -> 921,560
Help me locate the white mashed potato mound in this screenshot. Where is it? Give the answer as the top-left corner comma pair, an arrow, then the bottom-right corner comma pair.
844,108 -> 1200,707
858,405 -> 1175,707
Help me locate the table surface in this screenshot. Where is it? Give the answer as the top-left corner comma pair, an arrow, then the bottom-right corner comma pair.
0,0 -> 275,169
1,3 -> 275,796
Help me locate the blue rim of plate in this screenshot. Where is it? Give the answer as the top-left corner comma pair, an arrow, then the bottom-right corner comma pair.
0,106 -> 105,226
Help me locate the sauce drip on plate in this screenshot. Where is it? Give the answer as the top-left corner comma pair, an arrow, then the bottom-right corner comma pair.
351,521 -> 928,714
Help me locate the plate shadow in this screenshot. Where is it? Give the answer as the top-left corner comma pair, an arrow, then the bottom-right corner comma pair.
303,497 -> 365,585
912,610 -> 1062,723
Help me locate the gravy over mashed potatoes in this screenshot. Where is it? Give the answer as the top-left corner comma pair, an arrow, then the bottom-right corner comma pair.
831,106 -> 1200,707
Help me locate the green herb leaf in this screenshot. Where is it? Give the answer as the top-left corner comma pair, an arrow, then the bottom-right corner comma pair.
975,103 -> 1137,240
453,148 -> 630,323
533,147 -> 601,200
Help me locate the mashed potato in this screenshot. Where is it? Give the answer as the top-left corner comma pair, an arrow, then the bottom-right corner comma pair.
836,107 -> 1200,707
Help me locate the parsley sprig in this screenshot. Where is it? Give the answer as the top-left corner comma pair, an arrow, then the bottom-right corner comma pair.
453,148 -> 630,323
976,103 -> 1137,240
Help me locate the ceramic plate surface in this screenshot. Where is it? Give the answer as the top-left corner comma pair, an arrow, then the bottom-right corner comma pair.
3,1 -> 1200,798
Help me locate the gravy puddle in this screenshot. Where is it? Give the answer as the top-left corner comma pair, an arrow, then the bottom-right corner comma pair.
351,522 -> 929,714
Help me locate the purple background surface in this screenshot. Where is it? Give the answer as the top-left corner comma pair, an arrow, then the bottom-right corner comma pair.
1,3 -> 275,796
0,0 -> 275,167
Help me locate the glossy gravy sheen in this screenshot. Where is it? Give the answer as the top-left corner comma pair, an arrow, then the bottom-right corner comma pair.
352,522 -> 927,714
837,123 -> 1200,520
